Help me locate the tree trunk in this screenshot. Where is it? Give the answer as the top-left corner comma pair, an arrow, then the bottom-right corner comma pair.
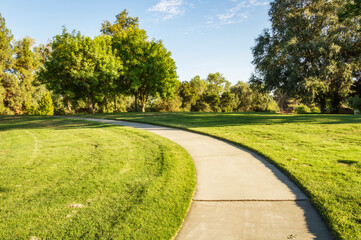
66,100 -> 73,114
330,94 -> 341,114
319,97 -> 327,114
141,101 -> 146,112
141,94 -> 147,112
134,94 -> 139,112
114,96 -> 117,112
88,95 -> 94,114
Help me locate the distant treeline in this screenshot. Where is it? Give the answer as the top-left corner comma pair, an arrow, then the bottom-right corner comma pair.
1,1 -> 361,115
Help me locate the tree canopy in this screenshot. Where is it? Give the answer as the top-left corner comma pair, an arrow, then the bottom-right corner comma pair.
252,0 -> 361,113
38,28 -> 121,113
0,13 -> 45,115
108,17 -> 179,112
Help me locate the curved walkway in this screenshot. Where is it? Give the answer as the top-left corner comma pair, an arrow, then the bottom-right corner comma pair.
75,117 -> 333,239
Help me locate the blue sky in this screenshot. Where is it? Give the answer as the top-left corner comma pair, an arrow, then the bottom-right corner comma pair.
0,0 -> 271,84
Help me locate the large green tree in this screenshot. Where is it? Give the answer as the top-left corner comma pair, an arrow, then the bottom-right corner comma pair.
0,13 -> 43,115
0,13 -> 16,114
111,26 -> 178,112
102,11 -> 179,112
252,0 -> 361,113
39,29 -> 121,113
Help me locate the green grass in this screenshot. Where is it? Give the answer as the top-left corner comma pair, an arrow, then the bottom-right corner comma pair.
0,116 -> 195,239
85,112 -> 361,240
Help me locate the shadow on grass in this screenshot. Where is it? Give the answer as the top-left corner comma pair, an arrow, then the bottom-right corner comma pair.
0,116 -> 117,132
0,186 -> 10,193
81,112 -> 361,128
2,112 -> 360,132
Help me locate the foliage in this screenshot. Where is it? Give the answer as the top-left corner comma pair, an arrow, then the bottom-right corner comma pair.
38,28 -> 122,113
231,81 -> 276,112
0,13 -> 44,115
252,0 -> 361,113
36,92 -> 54,115
152,95 -> 183,112
26,92 -> 54,115
206,72 -> 229,96
220,91 -> 233,112
339,0 -> 361,30
348,95 -> 361,112
101,9 -> 139,35
266,101 -> 280,113
179,80 -> 201,111
93,112 -> 361,239
311,106 -> 321,114
295,104 -> 311,114
111,26 -> 178,112
0,117 -> 195,239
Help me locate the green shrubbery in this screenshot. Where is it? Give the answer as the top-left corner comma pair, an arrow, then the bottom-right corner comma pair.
27,92 -> 54,115
349,96 -> 361,113
266,101 -> 280,113
311,106 -> 321,114
295,104 -> 311,114
294,104 -> 321,114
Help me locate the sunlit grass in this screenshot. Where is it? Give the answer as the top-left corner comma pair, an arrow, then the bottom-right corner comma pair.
88,112 -> 361,240
0,116 -> 195,239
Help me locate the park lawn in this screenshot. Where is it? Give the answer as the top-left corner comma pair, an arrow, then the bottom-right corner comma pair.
0,116 -> 195,239
87,112 -> 361,240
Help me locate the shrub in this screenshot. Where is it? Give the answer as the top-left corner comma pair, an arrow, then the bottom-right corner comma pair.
295,104 -> 311,114
348,96 -> 361,112
266,101 -> 280,113
311,106 -> 321,114
36,92 -> 54,115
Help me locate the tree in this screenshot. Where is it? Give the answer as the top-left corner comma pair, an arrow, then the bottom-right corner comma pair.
231,81 -> 276,112
206,72 -> 229,96
252,0 -> 361,113
36,92 -> 54,115
0,14 -> 43,115
14,37 -> 42,109
101,9 -> 139,35
190,75 -> 208,96
0,12 -> 16,114
231,81 -> 254,112
339,0 -> 361,29
179,81 -> 199,111
112,26 -> 178,112
0,13 -> 12,73
39,28 -> 121,113
220,91 -> 233,112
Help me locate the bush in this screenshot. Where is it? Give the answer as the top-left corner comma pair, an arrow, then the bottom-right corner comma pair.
266,101 -> 280,113
33,92 -> 54,115
348,96 -> 361,112
311,106 -> 321,114
295,104 -> 311,114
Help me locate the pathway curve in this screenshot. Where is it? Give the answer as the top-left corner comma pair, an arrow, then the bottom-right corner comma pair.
74,117 -> 333,239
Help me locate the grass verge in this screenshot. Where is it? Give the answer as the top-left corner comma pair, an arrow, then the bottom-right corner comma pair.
0,116 -> 195,239
85,112 -> 361,240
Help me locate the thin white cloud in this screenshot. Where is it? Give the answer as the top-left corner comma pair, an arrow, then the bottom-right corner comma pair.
148,0 -> 185,20
206,0 -> 269,27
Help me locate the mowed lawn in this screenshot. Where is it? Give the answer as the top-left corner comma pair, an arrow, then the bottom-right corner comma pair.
0,116 -> 195,239
88,112 -> 361,240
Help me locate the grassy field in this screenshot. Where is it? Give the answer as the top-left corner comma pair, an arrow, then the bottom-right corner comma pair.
86,112 -> 361,240
0,116 -> 195,239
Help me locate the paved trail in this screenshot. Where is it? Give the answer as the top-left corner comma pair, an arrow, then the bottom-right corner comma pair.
75,117 -> 333,240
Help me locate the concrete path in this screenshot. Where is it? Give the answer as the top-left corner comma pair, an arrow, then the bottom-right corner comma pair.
74,117 -> 333,239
